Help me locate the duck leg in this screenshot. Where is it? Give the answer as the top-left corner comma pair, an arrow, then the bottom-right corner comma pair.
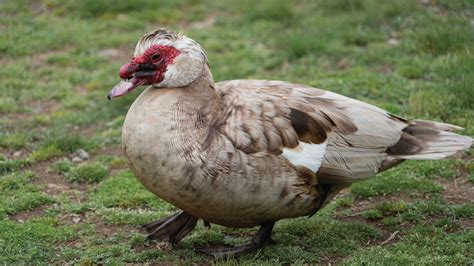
197,222 -> 275,258
143,210 -> 198,245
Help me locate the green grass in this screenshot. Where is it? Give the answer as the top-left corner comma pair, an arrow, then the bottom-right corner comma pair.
0,157 -> 30,174
28,145 -> 64,162
347,228 -> 473,265
64,162 -> 108,183
0,217 -> 76,263
0,0 -> 472,264
362,209 -> 383,220
0,133 -> 32,150
0,172 -> 55,217
89,171 -> 173,211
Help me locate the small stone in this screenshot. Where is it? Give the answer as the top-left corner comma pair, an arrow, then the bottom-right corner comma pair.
13,151 -> 22,157
76,149 -> 90,160
72,156 -> 83,163
387,38 -> 399,46
72,217 -> 81,223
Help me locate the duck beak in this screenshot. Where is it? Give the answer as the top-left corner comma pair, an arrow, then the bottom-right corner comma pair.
107,77 -> 144,100
108,62 -> 158,100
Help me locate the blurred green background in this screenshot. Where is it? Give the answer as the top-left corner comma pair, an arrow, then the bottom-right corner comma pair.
1,0 -> 473,264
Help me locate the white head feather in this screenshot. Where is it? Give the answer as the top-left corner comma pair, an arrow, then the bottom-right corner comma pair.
134,29 -> 208,88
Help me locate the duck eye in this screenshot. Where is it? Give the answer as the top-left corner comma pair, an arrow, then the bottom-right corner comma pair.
151,53 -> 161,61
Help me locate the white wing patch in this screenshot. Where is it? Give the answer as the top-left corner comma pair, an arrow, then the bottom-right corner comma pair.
281,141 -> 327,172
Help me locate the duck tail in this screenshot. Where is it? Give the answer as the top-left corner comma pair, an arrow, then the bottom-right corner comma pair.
387,120 -> 472,160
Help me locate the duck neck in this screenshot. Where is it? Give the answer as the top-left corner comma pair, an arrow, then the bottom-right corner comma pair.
163,65 -> 223,153
179,65 -> 219,104
174,65 -> 222,120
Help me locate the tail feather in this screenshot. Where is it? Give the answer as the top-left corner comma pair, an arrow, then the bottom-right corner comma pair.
414,119 -> 464,131
317,118 -> 471,185
388,120 -> 472,160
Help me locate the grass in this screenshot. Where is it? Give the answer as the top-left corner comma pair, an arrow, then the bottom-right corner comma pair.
0,0 -> 473,264
0,172 -> 55,217
64,162 -> 108,183
0,133 -> 32,150
28,145 -> 63,162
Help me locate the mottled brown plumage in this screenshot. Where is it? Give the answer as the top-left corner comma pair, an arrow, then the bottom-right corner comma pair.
111,29 -> 472,257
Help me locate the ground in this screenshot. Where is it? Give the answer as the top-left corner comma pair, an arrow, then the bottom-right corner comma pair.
1,0 -> 473,264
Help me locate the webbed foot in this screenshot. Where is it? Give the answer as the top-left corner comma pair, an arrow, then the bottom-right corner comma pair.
143,210 -> 198,245
197,222 -> 275,258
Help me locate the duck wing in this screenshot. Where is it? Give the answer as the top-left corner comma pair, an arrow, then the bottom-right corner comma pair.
216,80 -> 471,185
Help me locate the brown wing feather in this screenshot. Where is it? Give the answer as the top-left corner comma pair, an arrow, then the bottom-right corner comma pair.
216,80 -> 357,156
216,80 -> 404,184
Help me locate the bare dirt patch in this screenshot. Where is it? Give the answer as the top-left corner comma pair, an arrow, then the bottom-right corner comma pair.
98,45 -> 135,62
1,113 -> 35,123
28,48 -> 73,68
94,144 -> 129,176
457,218 -> 474,230
95,144 -> 123,157
438,165 -> 474,205
439,177 -> 473,204
28,99 -> 61,115
91,215 -> 137,238
60,212 -> 139,249
73,124 -> 103,138
28,160 -> 89,207
29,0 -> 52,14
11,206 -> 47,223
1,98 -> 61,125
377,64 -> 393,74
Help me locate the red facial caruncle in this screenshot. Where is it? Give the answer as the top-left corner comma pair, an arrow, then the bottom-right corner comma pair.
108,45 -> 180,100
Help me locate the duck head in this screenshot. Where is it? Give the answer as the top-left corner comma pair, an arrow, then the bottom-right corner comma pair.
108,29 -> 208,99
